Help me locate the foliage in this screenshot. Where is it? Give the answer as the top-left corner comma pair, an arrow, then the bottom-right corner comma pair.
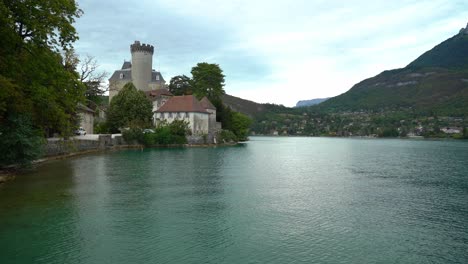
94,121 -> 110,134
78,54 -> 109,107
408,34 -> 468,70
168,75 -> 192,95
123,120 -> 190,146
107,83 -> 153,133
191,63 -> 225,103
217,130 -> 237,143
0,0 -> 83,166
0,0 -> 82,51
0,115 -> 45,167
168,120 -> 191,137
227,111 -> 252,141
122,127 -> 144,144
378,128 -> 399,138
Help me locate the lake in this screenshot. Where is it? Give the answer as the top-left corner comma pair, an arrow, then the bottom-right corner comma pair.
0,137 -> 467,263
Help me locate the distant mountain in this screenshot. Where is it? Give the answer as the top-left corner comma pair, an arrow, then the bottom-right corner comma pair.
295,98 -> 330,107
316,26 -> 468,116
222,94 -> 265,117
221,94 -> 291,118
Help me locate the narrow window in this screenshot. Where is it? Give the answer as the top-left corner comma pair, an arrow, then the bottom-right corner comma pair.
119,73 -> 124,79
156,74 -> 160,81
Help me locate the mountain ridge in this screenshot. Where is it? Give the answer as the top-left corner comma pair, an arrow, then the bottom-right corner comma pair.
314,28 -> 468,116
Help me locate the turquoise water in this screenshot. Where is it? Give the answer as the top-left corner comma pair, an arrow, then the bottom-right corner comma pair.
0,137 -> 467,263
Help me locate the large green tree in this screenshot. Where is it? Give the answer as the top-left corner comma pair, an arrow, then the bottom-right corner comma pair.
226,111 -> 252,141
168,75 -> 193,96
191,63 -> 225,103
107,83 -> 153,132
0,0 -> 84,166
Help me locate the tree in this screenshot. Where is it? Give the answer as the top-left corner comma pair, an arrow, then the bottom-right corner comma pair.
78,54 -> 109,107
107,83 -> 153,132
0,115 -> 45,167
169,75 -> 193,95
191,63 -> 225,103
227,111 -> 252,141
0,0 -> 83,166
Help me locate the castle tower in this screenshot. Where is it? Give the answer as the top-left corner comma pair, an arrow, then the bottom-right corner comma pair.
109,41 -> 166,102
130,40 -> 154,92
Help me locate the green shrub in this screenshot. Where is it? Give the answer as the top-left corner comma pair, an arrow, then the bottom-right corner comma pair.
217,130 -> 237,143
122,127 -> 144,144
0,115 -> 45,167
154,126 -> 172,145
169,120 -> 191,136
94,121 -> 110,134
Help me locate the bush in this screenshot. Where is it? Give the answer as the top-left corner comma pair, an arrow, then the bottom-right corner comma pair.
169,120 -> 191,136
154,126 -> 172,145
94,121 -> 110,134
128,121 -> 190,146
0,115 -> 45,167
122,127 -> 144,144
217,129 -> 237,143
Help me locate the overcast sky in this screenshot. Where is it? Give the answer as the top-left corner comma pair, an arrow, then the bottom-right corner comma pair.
74,0 -> 468,106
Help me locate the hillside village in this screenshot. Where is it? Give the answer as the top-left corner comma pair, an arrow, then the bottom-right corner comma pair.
251,108 -> 467,138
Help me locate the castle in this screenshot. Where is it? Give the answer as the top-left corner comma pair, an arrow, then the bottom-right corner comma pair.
109,41 -> 166,101
109,41 -> 221,136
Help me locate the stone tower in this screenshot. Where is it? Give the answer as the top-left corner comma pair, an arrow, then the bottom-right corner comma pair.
130,41 -> 154,92
108,41 -> 166,102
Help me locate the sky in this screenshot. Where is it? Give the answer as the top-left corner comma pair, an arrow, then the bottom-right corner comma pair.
74,0 -> 468,107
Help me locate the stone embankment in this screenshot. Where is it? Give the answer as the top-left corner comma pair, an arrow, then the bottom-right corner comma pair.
46,134 -> 115,157
44,133 -> 231,160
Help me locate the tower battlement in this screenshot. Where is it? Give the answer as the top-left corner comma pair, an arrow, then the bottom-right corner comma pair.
130,40 -> 154,54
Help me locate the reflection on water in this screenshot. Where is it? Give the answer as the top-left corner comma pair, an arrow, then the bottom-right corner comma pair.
0,138 -> 467,264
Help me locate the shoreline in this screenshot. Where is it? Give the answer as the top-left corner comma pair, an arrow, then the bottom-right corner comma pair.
250,134 -> 467,140
0,142 -> 239,181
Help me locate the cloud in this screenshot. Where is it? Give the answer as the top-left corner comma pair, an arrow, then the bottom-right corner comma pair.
74,0 -> 468,106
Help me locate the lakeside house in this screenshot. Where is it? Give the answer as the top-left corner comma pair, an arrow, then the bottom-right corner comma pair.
151,93 -> 221,135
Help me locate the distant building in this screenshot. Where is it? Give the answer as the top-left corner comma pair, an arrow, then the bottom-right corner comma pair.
77,103 -> 95,134
441,127 -> 461,134
108,41 -> 166,102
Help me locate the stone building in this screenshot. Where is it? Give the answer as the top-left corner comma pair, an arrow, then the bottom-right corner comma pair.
109,41 -> 166,102
77,103 -> 94,134
199,97 -> 222,132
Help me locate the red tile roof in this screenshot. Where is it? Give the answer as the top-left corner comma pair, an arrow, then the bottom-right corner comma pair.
145,89 -> 173,101
156,95 -> 209,113
199,97 -> 216,110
